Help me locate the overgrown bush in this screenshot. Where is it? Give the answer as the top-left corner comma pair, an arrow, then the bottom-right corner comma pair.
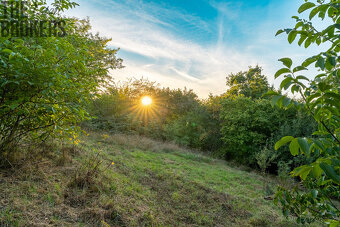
220,97 -> 283,165
0,1 -> 122,163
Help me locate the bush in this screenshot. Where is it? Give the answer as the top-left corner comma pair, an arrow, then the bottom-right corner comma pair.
219,93 -> 317,170
0,2 -> 122,160
220,97 -> 283,165
164,108 -> 210,148
255,146 -> 279,173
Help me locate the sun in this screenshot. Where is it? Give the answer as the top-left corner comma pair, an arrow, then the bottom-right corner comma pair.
141,96 -> 152,106
128,95 -> 162,124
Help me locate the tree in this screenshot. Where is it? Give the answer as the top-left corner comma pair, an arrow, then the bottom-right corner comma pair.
0,1 -> 123,164
271,0 -> 340,225
225,65 -> 270,99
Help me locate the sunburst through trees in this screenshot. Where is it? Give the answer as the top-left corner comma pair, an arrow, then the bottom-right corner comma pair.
128,95 -> 162,125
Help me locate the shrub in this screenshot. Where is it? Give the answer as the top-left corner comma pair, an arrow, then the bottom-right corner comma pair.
0,2 -> 122,161
220,97 -> 282,165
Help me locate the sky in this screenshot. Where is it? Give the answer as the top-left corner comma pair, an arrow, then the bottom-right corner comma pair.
66,0 -> 324,98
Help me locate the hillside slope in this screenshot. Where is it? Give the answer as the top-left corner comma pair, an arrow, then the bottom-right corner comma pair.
0,132 -> 319,226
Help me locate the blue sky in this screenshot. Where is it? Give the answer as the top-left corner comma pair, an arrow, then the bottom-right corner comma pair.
67,0 -> 323,97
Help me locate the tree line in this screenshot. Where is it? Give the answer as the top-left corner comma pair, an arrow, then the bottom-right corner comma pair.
85,67 -> 316,176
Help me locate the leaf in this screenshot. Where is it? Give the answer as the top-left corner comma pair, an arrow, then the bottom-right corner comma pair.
1,49 -> 12,54
9,103 -> 19,110
275,136 -> 294,150
312,139 -> 325,152
289,138 -> 299,156
275,68 -> 291,79
329,221 -> 339,227
324,92 -> 340,101
280,77 -> 294,90
319,163 -> 340,184
318,81 -> 331,92
327,56 -> 336,67
262,90 -> 279,97
288,31 -> 298,44
309,6 -> 320,20
296,75 -> 309,81
9,53 -> 15,61
304,37 -> 312,48
295,21 -> 304,29
328,6 -> 336,18
298,2 -> 315,13
298,35 -> 308,46
297,138 -> 310,155
282,97 -> 291,107
291,85 -> 300,94
275,29 -> 284,36
316,38 -> 321,46
306,92 -> 321,103
293,66 -> 308,73
292,165 -> 312,180
322,25 -> 335,36
316,57 -> 325,70
311,189 -> 318,198
279,58 -> 293,68
272,95 -> 284,107
311,164 -> 323,178
318,5 -> 329,20
302,56 -> 317,67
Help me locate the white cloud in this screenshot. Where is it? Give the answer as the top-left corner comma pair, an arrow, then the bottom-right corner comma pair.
66,0 -> 323,97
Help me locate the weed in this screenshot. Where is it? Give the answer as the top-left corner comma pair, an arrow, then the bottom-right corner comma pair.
0,207 -> 21,226
55,183 -> 62,196
71,147 -> 114,189
46,193 -> 55,206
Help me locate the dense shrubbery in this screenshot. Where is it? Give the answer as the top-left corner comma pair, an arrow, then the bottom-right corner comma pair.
220,97 -> 280,164
219,66 -> 316,172
0,0 -> 122,165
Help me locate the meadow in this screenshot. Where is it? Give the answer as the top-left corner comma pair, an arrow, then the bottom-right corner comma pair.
0,0 -> 339,226
0,132 -> 319,226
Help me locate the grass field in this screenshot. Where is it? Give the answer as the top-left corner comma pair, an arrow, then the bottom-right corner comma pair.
0,131 -> 321,226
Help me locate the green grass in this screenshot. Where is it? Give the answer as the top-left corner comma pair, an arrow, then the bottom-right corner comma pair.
0,131 -> 322,226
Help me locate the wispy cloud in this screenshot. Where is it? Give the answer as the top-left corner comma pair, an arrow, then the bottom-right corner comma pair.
67,0 -> 321,97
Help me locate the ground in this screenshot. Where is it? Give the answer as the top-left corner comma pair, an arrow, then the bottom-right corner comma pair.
0,131 -> 322,226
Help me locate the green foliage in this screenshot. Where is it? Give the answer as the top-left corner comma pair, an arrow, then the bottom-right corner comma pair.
220,97 -> 283,165
256,146 -> 279,173
87,78 -> 223,151
0,1 -> 122,160
164,107 -> 213,149
272,0 -> 340,225
225,65 -> 271,99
